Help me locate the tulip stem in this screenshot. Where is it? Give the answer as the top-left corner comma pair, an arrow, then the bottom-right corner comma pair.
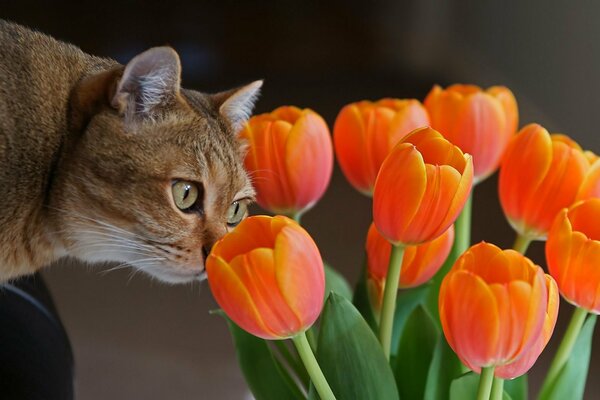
512,234 -> 533,255
490,376 -> 504,400
477,367 -> 495,400
290,212 -> 302,224
541,307 -> 588,393
455,193 -> 472,255
292,332 -> 337,400
378,244 -> 405,360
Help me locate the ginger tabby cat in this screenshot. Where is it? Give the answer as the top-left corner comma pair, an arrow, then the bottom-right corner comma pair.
0,20 -> 261,283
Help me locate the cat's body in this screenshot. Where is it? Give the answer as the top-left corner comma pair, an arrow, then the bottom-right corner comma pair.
0,20 -> 260,283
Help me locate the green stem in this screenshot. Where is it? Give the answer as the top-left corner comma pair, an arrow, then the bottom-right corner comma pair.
290,212 -> 302,224
542,307 -> 588,391
490,376 -> 504,400
292,332 -> 336,400
378,244 -> 405,360
455,193 -> 473,255
306,327 -> 317,351
477,367 -> 495,400
512,234 -> 533,255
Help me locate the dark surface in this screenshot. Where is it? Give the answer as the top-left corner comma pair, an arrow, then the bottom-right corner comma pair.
1,1 -> 600,399
0,274 -> 73,400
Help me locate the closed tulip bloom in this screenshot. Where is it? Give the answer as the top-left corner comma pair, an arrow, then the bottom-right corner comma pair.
240,106 -> 333,216
547,199 -> 600,313
439,242 -> 551,375
366,223 -> 453,310
206,215 -> 325,339
425,84 -> 518,182
373,127 -> 473,245
499,124 -> 589,240
576,158 -> 600,201
333,99 -> 429,195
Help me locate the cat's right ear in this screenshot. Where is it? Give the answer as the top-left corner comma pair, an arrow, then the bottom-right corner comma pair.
111,47 -> 182,123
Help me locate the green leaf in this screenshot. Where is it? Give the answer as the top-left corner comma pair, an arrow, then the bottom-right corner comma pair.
391,284 -> 430,355
449,372 -> 479,400
223,317 -> 304,400
395,305 -> 440,399
309,293 -> 399,400
352,266 -> 378,333
424,336 -> 465,400
504,374 -> 527,400
324,263 -> 352,302
538,314 -> 597,400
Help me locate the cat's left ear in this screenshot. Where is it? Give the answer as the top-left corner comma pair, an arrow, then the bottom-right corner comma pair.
111,47 -> 182,122
213,80 -> 263,133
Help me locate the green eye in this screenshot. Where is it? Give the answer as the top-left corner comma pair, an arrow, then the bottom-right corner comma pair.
172,181 -> 200,211
227,201 -> 248,226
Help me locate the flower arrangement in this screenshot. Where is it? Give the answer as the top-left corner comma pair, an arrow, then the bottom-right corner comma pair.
206,84 -> 600,400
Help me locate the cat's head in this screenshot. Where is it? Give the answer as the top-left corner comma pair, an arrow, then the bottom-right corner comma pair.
52,47 -> 260,283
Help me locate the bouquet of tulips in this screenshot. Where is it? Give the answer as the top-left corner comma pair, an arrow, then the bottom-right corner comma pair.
205,86 -> 600,400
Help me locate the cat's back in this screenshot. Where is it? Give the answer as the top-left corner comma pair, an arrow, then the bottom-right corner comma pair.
0,20 -> 114,223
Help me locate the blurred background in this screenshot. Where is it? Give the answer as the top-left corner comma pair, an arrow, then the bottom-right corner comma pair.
2,1 -> 600,398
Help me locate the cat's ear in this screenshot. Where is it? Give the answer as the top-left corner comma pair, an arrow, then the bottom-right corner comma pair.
111,47 -> 182,122
213,80 -> 263,133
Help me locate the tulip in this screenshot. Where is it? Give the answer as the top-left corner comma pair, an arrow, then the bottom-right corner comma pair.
240,106 -> 333,218
424,84 -> 518,182
439,242 -> 552,379
206,215 -> 325,339
546,199 -> 600,313
499,124 -> 589,243
366,223 -> 454,312
373,126 -> 473,246
333,99 -> 429,195
576,158 -> 600,201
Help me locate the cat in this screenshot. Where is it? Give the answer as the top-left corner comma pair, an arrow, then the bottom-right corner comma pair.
0,20 -> 261,284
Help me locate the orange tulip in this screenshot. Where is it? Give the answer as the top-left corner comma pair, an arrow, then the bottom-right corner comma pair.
547,199 -> 600,313
366,223 -> 454,311
499,124 -> 590,240
240,106 -> 333,216
576,158 -> 600,201
439,242 -> 554,377
424,84 -> 518,182
373,127 -> 473,245
494,274 -> 559,379
206,215 -> 325,339
333,99 -> 429,195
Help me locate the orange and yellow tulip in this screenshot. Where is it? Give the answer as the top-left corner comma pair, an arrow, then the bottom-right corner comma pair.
439,242 -> 556,377
366,223 -> 454,311
206,215 -> 325,339
424,84 -> 518,182
499,124 -> 590,240
547,199 -> 600,313
240,106 -> 333,216
372,127 -> 473,245
333,99 -> 429,195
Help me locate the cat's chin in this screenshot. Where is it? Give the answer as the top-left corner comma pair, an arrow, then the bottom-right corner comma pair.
140,267 -> 207,284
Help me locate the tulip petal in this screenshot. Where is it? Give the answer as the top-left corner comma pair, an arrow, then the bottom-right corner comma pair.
274,225 -> 325,330
206,255 -> 275,339
440,270 -> 500,370
373,144 -> 427,244
230,248 -> 303,338
577,159 -> 600,202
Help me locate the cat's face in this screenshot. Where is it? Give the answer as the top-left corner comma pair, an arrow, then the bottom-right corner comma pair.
51,47 -> 260,283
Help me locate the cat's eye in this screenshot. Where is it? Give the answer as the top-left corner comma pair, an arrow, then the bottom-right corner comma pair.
172,181 -> 200,212
227,201 -> 248,227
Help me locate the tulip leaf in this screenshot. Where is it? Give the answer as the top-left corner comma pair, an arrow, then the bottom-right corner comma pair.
424,335 -> 466,400
352,267 -> 378,333
394,305 -> 440,399
309,293 -> 399,400
221,315 -> 305,400
504,375 -> 528,400
324,263 -> 352,302
391,284 -> 431,356
538,314 -> 597,400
